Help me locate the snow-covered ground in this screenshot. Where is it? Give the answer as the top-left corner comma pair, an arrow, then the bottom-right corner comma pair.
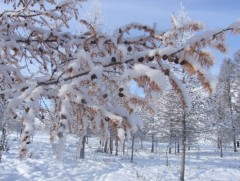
1,132 -> 240,181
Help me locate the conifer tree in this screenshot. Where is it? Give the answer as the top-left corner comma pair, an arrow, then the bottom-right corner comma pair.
217,56 -> 240,152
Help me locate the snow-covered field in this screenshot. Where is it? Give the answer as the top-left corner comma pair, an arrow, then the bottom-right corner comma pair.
1,132 -> 240,181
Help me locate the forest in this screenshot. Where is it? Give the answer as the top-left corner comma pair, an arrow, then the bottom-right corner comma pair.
0,0 -> 240,181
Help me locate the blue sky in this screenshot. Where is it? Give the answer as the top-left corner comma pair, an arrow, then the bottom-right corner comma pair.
99,0 -> 239,28
80,0 -> 240,75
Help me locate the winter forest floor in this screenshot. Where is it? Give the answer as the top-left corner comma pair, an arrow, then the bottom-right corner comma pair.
1,132 -> 240,181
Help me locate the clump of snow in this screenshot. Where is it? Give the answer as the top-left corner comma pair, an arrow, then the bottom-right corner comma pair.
169,72 -> 192,110
117,128 -> 125,141
125,64 -> 168,91
89,65 -> 103,80
129,113 -> 143,132
229,20 -> 240,29
104,110 -> 123,123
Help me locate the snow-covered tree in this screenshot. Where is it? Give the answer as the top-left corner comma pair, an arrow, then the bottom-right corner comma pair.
172,2 -> 193,46
0,0 -> 239,161
217,56 -> 240,152
219,59 -> 236,150
156,90 -> 182,153
170,4 -> 203,181
84,0 -> 104,30
232,50 -> 240,129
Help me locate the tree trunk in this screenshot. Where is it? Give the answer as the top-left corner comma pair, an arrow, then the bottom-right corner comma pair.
20,128 -> 23,138
217,135 -> 220,149
0,128 -> 5,162
180,113 -> 186,181
165,148 -> 169,166
130,134 -> 135,162
169,122 -> 173,154
175,139 -> 177,155
1,127 -> 9,153
104,140 -> 108,153
115,140 -> 118,156
109,137 -> 113,154
80,136 -> 86,159
151,134 -> 154,153
220,138 -> 223,157
177,139 -> 180,154
2,128 -> 6,150
123,139 -> 126,155
232,128 -> 237,152
155,141 -> 158,154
